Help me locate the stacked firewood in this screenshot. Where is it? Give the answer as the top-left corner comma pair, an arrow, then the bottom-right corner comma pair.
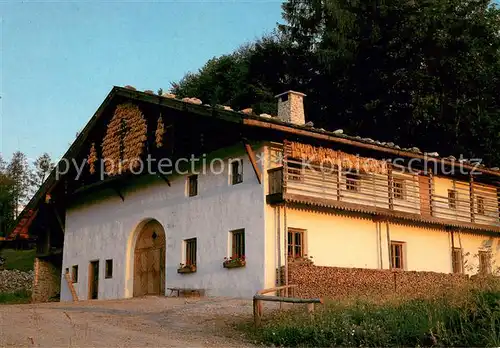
288,264 -> 472,302
287,141 -> 388,174
101,103 -> 147,175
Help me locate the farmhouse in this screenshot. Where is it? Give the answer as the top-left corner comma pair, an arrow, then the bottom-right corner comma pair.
10,86 -> 500,302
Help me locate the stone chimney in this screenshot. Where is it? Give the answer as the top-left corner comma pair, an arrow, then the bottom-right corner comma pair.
275,90 -> 306,125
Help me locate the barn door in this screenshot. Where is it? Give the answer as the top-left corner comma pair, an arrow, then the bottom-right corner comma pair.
133,220 -> 166,297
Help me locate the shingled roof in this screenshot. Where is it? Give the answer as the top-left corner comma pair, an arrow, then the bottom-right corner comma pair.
9,85 -> 500,238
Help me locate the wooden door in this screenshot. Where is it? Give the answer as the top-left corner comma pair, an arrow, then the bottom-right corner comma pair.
88,260 -> 99,300
133,220 -> 166,297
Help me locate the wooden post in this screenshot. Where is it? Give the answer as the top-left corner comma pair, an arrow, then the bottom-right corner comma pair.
284,205 -> 288,297
388,165 -> 394,210
336,161 -> 341,201
279,289 -> 283,309
470,174 -> 475,223
386,221 -> 392,270
253,297 -> 262,327
277,205 -> 281,287
307,303 -> 314,313
429,171 -> 434,216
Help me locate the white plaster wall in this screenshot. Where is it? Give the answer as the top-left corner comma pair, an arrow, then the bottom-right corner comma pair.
262,197 -> 500,286
386,223 -> 451,273
455,232 -> 500,275
263,202 -> 382,288
284,209 -> 380,268
61,145 -> 266,301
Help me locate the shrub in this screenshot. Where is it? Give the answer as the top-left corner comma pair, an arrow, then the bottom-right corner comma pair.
0,290 -> 31,304
247,290 -> 500,347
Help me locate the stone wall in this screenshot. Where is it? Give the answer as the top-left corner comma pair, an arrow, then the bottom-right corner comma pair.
0,270 -> 34,293
288,264 -> 472,301
32,257 -> 61,302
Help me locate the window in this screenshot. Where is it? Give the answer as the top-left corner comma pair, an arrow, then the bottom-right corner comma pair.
287,160 -> 304,182
477,196 -> 485,215
187,175 -> 198,197
231,159 -> 243,185
479,250 -> 492,274
390,241 -> 405,269
448,189 -> 457,209
230,229 -> 245,258
288,228 -> 306,258
452,248 -> 463,274
393,178 -> 406,200
185,238 -> 197,266
71,265 -> 78,283
346,173 -> 360,192
105,259 -> 113,279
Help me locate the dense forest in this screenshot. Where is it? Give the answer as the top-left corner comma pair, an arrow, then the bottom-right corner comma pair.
172,0 -> 500,168
0,152 -> 54,237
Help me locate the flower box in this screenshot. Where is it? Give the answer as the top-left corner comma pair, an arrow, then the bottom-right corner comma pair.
223,257 -> 246,269
288,255 -> 314,265
177,264 -> 196,274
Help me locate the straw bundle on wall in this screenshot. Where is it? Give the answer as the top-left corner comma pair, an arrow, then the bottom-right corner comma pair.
101,103 -> 147,175
288,141 -> 388,174
155,116 -> 165,148
87,142 -> 97,174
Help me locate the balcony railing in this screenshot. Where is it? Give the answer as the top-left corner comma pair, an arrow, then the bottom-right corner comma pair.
267,158 -> 500,229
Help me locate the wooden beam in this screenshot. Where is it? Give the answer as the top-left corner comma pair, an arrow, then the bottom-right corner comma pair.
253,293 -> 323,327
242,140 -> 262,184
52,204 -> 65,234
253,294 -> 323,303
157,172 -> 171,186
112,185 -> 125,202
257,284 -> 297,295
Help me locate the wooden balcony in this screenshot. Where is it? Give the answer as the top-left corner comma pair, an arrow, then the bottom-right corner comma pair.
267,158 -> 500,232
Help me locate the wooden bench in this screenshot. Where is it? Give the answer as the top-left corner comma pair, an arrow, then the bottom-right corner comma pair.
167,287 -> 204,298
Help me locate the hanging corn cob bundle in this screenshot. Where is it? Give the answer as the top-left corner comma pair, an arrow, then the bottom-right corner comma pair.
101,103 -> 147,176
287,141 -> 387,175
87,142 -> 98,174
155,116 -> 165,148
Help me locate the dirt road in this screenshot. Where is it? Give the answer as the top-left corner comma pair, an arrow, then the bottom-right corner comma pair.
0,296 -> 262,347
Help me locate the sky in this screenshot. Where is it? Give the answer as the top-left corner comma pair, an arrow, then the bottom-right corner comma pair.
0,0 -> 283,164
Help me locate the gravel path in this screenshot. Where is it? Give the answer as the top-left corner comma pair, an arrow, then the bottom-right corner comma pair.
0,296 -> 269,347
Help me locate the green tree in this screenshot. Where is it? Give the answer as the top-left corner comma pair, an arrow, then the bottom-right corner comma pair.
0,154 -> 15,236
172,37 -> 291,115
7,152 -> 31,218
173,0 -> 500,166
30,152 -> 54,194
278,0 -> 500,165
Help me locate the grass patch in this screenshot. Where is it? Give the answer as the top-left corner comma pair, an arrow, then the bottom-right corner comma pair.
0,290 -> 31,304
0,248 -> 35,272
245,290 -> 500,347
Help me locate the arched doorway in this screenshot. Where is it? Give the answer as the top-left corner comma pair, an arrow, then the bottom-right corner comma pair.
133,220 -> 166,297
